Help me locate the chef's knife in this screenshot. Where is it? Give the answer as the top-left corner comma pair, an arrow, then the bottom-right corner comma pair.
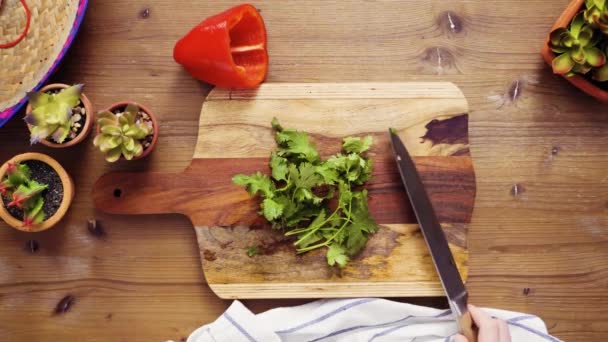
389,130 -> 477,342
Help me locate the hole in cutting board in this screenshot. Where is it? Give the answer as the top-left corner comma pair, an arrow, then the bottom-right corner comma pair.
113,189 -> 122,198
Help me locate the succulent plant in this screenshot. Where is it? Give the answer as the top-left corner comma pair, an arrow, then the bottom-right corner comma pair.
1,162 -> 47,227
592,46 -> 608,80
0,162 -> 29,195
550,13 -> 606,76
584,0 -> 608,32
93,103 -> 152,162
25,84 -> 83,144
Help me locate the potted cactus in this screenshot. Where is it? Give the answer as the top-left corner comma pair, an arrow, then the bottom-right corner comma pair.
0,153 -> 74,232
542,0 -> 608,101
25,83 -> 94,147
93,102 -> 159,162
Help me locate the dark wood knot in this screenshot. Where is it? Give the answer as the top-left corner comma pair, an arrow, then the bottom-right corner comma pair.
437,11 -> 465,36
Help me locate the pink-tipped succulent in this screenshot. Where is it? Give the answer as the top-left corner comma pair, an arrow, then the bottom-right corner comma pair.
7,193 -> 25,209
1,162 -> 48,227
6,162 -> 16,174
1,163 -> 27,196
22,196 -> 45,228
0,182 -> 10,196
7,182 -> 46,209
4,162 -> 31,188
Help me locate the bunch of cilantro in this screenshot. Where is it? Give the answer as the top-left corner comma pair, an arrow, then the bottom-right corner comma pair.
233,119 -> 378,267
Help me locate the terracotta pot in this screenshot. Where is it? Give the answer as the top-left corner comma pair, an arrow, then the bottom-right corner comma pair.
541,0 -> 608,102
0,153 -> 74,232
26,83 -> 95,147
95,101 -> 159,160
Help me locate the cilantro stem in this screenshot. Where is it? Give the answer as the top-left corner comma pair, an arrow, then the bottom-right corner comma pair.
276,184 -> 290,192
284,227 -> 308,236
275,176 -> 292,192
291,207 -> 340,244
296,239 -> 329,252
297,200 -> 352,253
291,188 -> 297,202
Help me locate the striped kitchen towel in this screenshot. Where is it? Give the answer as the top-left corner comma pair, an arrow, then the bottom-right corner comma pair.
187,298 -> 561,342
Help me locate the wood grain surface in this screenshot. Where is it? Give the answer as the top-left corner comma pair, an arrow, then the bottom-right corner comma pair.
0,0 -> 606,341
92,82 -> 475,298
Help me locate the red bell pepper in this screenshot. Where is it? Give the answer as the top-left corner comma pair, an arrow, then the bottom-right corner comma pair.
173,4 -> 268,89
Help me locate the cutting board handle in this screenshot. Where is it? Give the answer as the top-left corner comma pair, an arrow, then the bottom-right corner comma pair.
92,161 -> 266,226
92,171 -> 189,216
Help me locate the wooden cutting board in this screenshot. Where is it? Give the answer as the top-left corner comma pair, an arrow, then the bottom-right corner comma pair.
92,83 -> 475,299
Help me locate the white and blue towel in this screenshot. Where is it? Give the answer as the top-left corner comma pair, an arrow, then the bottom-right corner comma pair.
187,298 -> 561,342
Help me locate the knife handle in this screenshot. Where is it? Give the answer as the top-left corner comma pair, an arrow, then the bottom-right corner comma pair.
459,311 -> 477,342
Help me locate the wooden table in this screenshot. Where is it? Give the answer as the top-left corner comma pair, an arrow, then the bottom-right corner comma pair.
1,1 -> 606,341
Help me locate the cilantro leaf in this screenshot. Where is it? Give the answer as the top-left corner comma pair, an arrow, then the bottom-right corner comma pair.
315,163 -> 339,184
343,136 -> 373,154
271,117 -> 283,131
285,205 -> 319,227
345,154 -> 364,182
273,195 -> 295,221
233,172 -> 274,198
327,153 -> 373,185
327,243 -> 349,268
270,153 -> 288,181
338,181 -> 352,209
275,129 -> 320,163
345,224 -> 367,256
294,188 -> 324,204
350,190 -> 377,233
346,190 -> 378,256
293,163 -> 322,189
326,153 -> 347,172
246,246 -> 259,257
358,159 -> 373,184
332,225 -> 348,245
262,198 -> 284,221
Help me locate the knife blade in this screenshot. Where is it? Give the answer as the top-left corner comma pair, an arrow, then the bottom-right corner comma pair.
389,130 -> 476,342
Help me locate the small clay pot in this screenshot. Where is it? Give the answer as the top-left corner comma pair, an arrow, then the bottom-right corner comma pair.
541,0 -> 608,102
0,153 -> 74,232
96,101 -> 159,160
26,83 -> 95,147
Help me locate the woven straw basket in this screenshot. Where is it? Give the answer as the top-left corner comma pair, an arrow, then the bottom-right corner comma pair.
0,0 -> 88,128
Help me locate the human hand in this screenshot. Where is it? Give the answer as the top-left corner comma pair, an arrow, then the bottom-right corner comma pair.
453,304 -> 511,342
